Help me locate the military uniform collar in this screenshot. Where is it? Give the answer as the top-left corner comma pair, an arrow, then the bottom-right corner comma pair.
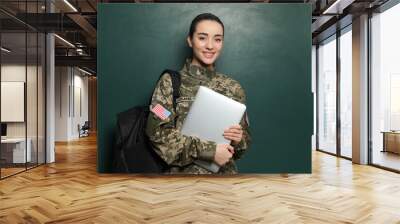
183,58 -> 216,79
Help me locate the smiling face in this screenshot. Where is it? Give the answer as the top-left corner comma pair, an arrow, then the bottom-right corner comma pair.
187,20 -> 224,70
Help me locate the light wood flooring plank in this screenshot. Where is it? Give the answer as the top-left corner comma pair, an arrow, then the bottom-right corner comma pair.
0,134 -> 400,223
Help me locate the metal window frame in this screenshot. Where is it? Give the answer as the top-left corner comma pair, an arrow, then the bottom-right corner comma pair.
367,1 -> 400,173
0,0 -> 47,180
316,0 -> 400,173
315,24 -> 353,161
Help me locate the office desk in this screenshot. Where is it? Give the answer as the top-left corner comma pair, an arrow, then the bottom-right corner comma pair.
381,131 -> 400,154
1,138 -> 32,163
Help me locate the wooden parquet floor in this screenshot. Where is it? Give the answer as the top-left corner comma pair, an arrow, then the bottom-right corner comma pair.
1,134 -> 400,224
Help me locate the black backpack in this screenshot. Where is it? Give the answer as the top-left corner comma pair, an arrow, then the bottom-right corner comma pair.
112,70 -> 181,173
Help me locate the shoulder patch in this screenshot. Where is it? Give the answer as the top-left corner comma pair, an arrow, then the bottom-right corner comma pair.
151,104 -> 171,120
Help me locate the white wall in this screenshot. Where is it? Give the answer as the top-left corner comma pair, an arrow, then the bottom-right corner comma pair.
55,66 -> 69,141
1,64 -> 42,137
55,67 -> 89,141
73,73 -> 89,137
1,66 -> 26,140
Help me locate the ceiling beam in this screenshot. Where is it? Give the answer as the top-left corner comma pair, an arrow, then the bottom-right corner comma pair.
55,55 -> 96,71
67,13 -> 97,46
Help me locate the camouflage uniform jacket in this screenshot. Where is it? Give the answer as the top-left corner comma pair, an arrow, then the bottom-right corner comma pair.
145,58 -> 251,174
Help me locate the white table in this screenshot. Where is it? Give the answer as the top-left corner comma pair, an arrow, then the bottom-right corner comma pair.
1,138 -> 32,163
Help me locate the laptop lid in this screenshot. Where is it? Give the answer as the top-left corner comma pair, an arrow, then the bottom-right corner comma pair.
181,86 -> 246,144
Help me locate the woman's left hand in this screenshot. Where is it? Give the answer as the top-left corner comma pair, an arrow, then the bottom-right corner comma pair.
223,124 -> 243,146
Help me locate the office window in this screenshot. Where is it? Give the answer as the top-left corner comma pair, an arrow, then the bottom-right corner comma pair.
317,35 -> 337,154
339,27 -> 352,158
371,2 -> 400,171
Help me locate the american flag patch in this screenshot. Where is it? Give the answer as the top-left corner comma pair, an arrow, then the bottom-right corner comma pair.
150,104 -> 171,120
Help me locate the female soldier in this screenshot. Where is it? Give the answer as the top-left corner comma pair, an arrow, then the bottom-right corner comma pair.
145,13 -> 251,174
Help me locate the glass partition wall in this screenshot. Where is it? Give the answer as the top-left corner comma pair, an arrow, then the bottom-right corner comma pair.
0,2 -> 46,179
317,35 -> 337,155
316,26 -> 353,159
339,26 -> 352,159
317,0 -> 400,172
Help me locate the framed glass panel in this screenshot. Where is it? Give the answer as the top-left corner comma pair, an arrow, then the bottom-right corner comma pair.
0,1 -> 46,179
312,45 -> 317,150
27,30 -> 38,169
317,35 -> 337,154
339,26 -> 352,158
1,30 -> 28,178
371,3 -> 400,171
38,32 -> 45,165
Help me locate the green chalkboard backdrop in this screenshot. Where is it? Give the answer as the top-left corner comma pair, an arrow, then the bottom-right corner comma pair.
98,3 -> 312,173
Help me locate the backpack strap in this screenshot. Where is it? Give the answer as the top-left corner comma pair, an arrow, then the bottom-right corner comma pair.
149,69 -> 181,113
159,69 -> 181,109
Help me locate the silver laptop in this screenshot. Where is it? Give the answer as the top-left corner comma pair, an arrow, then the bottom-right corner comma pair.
180,86 -> 247,173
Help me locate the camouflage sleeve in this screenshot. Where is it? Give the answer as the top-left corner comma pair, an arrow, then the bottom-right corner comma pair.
145,73 -> 217,167
232,84 -> 251,160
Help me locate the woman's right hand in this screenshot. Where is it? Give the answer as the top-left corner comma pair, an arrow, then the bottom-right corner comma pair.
214,144 -> 234,166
